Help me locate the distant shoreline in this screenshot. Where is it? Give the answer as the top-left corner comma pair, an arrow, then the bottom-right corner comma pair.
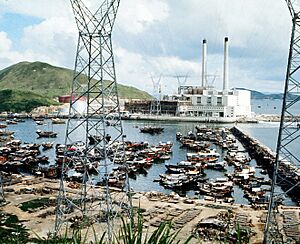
1,112 -> 298,123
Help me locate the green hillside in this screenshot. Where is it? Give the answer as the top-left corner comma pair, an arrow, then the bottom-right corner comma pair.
0,89 -> 57,113
0,61 -> 152,99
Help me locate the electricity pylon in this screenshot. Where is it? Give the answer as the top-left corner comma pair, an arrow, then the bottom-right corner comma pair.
264,1 -> 300,243
55,0 -> 132,242
174,73 -> 189,95
0,174 -> 4,203
150,75 -> 162,115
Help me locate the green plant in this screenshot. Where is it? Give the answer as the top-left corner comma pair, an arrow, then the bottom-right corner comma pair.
116,210 -> 192,244
19,198 -> 55,212
235,223 -> 251,244
0,212 -> 30,243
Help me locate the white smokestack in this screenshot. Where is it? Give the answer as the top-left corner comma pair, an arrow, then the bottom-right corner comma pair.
223,37 -> 229,91
202,39 -> 207,88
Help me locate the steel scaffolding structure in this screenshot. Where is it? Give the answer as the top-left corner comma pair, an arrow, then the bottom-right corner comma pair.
55,0 -> 132,242
264,1 -> 300,243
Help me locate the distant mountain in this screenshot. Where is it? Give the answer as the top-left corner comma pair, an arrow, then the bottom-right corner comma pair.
235,88 -> 287,100
0,61 -> 153,100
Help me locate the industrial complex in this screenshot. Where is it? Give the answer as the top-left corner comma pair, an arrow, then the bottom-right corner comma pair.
124,37 -> 252,122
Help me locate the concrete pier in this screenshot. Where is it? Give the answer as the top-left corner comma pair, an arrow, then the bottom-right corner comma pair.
231,126 -> 300,203
230,126 -> 276,168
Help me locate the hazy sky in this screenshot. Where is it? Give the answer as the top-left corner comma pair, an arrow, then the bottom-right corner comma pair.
0,0 -> 294,94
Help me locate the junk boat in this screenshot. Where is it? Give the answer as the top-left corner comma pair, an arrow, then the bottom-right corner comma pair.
51,118 -> 65,124
0,124 -> 7,129
206,160 -> 227,170
186,150 -> 220,162
0,129 -> 14,136
36,129 -> 57,138
42,142 -> 54,150
198,178 -> 233,198
140,126 -> 164,134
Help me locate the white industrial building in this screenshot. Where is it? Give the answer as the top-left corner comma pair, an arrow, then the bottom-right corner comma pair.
165,37 -> 252,120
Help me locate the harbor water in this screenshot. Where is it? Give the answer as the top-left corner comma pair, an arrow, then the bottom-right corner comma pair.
2,99 -> 298,205
5,116 -> 292,205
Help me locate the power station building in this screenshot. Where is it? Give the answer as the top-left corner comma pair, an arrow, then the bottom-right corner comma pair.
125,37 -> 252,121
172,37 -> 251,119
165,86 -> 251,118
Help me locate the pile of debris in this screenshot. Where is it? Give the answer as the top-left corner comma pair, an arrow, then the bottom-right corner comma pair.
193,210 -> 254,243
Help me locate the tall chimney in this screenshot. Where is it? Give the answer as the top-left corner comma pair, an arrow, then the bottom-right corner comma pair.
202,39 -> 207,88
223,37 -> 229,91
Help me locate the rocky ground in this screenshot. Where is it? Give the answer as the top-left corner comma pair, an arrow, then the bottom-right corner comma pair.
0,176 -> 299,243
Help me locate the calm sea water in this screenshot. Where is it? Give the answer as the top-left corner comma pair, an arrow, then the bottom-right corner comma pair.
251,98 -> 300,115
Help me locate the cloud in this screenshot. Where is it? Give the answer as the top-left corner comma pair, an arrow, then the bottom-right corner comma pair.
0,0 -> 71,19
115,46 -> 205,94
0,0 -> 76,68
0,31 -> 11,52
21,16 -> 77,67
0,0 -> 294,93
116,0 -> 169,34
0,31 -> 25,68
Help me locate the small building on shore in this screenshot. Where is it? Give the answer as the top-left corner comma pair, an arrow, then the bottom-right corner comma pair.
124,100 -> 178,115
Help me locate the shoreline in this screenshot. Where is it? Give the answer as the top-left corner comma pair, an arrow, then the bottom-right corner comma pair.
1,112 -> 293,123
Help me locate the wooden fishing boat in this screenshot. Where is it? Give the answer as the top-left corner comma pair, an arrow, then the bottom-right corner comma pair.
6,120 -> 17,125
198,178 -> 233,197
36,129 -> 57,138
51,118 -> 65,124
140,126 -> 164,134
42,142 -> 54,150
0,130 -> 14,136
159,173 -> 192,189
0,124 -> 7,129
186,150 -> 220,162
206,160 -> 227,170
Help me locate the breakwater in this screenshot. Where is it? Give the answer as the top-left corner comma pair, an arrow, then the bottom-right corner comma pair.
230,126 -> 276,168
231,126 -> 300,203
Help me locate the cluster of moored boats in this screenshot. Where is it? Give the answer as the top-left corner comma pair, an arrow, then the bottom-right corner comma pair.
0,139 -> 57,177
0,118 -> 61,178
156,127 -> 271,207
57,139 -> 173,187
107,141 -> 173,187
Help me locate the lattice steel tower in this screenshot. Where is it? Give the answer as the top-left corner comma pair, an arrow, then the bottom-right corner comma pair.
150,76 -> 162,115
55,0 -> 132,242
0,174 -> 4,203
264,1 -> 300,243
